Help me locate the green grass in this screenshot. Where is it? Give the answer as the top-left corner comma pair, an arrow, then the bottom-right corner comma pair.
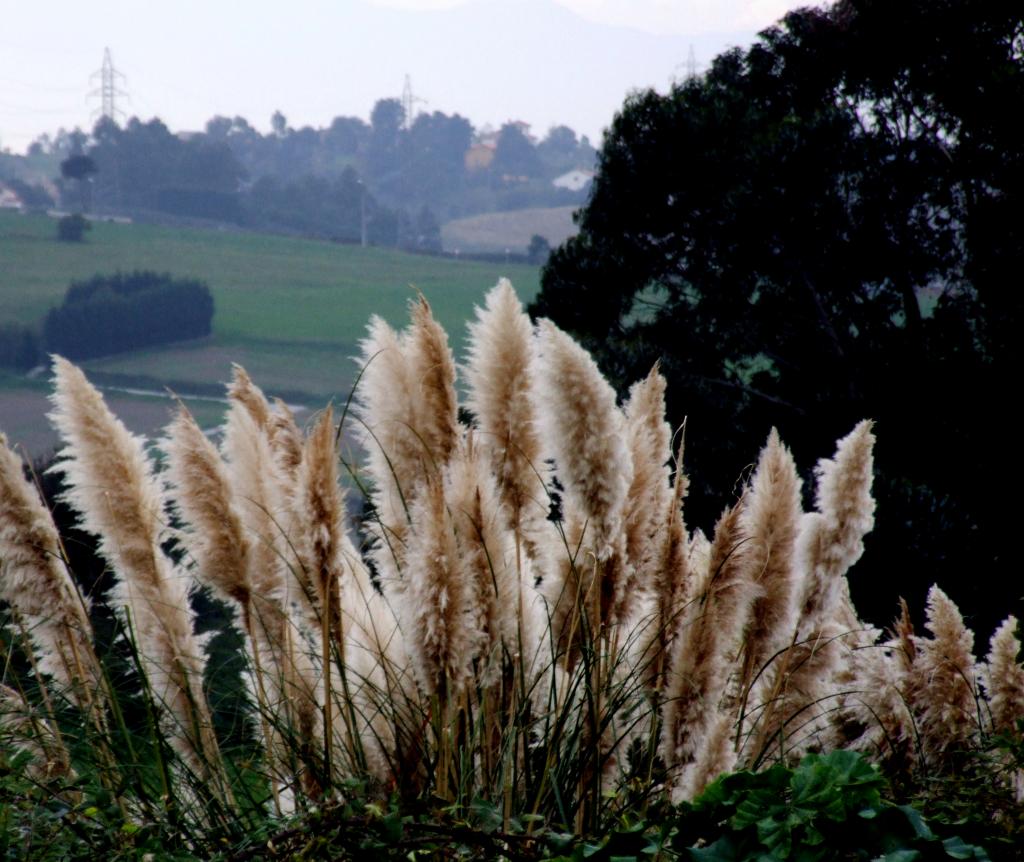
0,210 -> 540,452
0,211 -> 540,342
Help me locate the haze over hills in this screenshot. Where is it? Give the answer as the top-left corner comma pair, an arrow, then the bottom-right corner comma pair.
1,0 -> 767,151
323,0 -> 752,139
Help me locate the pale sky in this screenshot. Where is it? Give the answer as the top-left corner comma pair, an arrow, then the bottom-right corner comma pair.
0,0 -> 814,154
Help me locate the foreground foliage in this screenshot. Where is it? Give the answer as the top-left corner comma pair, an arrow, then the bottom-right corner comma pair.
0,749 -> 1001,860
1,282 -> 1021,858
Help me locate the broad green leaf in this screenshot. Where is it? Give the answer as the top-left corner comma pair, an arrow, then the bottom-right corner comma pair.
877,851 -> 920,862
941,835 -> 990,860
895,805 -> 935,841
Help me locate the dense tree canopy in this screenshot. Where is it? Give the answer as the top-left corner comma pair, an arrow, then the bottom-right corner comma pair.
531,0 -> 1024,631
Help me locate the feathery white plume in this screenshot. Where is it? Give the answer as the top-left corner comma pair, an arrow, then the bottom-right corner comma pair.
738,429 -> 802,702
532,319 -> 632,565
0,433 -> 98,697
984,616 -> 1024,736
463,279 -> 548,553
907,585 -> 980,764
48,357 -> 221,777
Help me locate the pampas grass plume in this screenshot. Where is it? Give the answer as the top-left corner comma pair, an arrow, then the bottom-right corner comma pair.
738,429 -> 802,698
408,295 -> 460,471
909,585 -> 980,763
532,320 -> 632,562
0,433 -> 98,695
400,476 -> 481,699
985,616 -> 1024,735
292,406 -> 345,639
164,407 -> 251,611
620,365 -> 673,616
662,500 -> 756,799
48,357 -> 220,776
463,279 -> 547,539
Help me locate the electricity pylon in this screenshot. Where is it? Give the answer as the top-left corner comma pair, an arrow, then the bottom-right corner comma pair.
89,47 -> 128,124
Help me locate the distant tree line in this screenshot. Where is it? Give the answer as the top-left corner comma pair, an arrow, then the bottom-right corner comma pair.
0,272 -> 214,369
13,102 -> 597,250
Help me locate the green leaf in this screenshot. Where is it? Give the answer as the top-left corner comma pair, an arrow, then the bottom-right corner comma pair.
895,805 -> 935,841
733,790 -> 783,829
941,835 -> 990,860
380,809 -> 404,843
469,797 -> 502,834
877,851 -> 920,862
686,834 -> 744,861
756,814 -> 792,857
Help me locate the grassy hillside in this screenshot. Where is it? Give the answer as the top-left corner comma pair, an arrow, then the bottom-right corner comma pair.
0,210 -> 540,453
441,205 -> 578,254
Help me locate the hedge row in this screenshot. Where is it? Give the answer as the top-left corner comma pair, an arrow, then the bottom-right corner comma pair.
42,271 -> 213,361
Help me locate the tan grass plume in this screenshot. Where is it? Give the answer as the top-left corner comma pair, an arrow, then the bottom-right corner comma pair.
0,433 -> 99,699
907,585 -> 980,765
48,357 -> 223,782
662,500 -> 756,801
620,365 -> 673,620
984,616 -> 1024,736
399,475 -> 482,700
736,429 -> 802,707
463,279 -> 548,548
164,407 -> 252,613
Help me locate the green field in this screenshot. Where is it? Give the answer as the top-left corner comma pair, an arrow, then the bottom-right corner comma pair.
0,211 -> 540,454
441,205 -> 578,254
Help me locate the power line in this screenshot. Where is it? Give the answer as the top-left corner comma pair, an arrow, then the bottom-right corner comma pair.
88,47 -> 128,123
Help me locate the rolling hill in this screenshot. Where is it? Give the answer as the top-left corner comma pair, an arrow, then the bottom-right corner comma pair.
0,211 -> 540,454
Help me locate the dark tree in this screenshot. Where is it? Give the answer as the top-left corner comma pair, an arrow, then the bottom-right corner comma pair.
491,122 -> 542,181
527,234 -> 551,265
402,111 -> 473,205
271,110 -> 289,137
56,213 -> 91,243
326,116 -> 370,158
539,125 -> 578,158
60,153 -> 97,212
411,205 -> 442,253
531,0 -> 1024,633
368,98 -> 406,192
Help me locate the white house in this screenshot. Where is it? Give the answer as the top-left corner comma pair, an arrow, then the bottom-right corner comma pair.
552,169 -> 595,192
0,183 -> 24,210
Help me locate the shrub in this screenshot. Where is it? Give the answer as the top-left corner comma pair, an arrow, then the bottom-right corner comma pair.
42,270 -> 214,360
673,750 -> 990,860
0,280 -> 1019,857
56,214 -> 90,242
0,322 -> 41,370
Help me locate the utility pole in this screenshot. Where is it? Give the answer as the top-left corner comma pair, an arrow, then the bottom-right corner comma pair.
400,73 -> 427,129
671,46 -> 700,88
89,47 -> 127,124
686,45 -> 698,81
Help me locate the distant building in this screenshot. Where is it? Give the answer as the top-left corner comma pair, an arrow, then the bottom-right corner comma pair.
552,169 -> 595,192
0,183 -> 24,210
465,142 -> 496,172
